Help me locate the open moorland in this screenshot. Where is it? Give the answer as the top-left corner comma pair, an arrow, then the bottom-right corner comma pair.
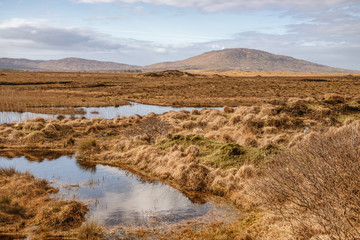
1,70 -> 360,114
1,70 -> 360,239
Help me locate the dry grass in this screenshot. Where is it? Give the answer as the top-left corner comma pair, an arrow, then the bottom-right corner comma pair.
77,221 -> 105,240
78,138 -> 97,152
0,167 -> 88,238
1,71 -> 360,114
2,70 -> 360,239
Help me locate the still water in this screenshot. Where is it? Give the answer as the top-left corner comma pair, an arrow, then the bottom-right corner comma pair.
0,154 -> 210,226
0,102 -> 215,124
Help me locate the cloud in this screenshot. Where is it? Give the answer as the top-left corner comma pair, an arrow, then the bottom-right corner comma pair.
0,7 -> 359,70
0,18 -> 189,65
194,12 -> 360,70
74,0 -> 360,12
0,18 -> 126,50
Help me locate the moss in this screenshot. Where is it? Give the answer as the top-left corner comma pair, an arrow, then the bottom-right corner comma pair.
158,134 -> 276,169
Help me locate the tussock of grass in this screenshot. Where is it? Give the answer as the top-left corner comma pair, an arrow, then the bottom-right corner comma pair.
77,221 -> 105,240
78,138 -> 97,152
0,167 -> 19,177
35,200 -> 88,230
0,168 -> 88,237
158,134 -> 275,168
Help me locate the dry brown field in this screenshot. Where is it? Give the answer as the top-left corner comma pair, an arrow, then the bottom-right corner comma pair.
1,70 -> 360,114
1,70 -> 360,239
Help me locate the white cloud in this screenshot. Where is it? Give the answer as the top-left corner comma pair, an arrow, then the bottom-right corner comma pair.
0,18 -> 45,29
74,0 -> 359,12
0,18 -> 123,49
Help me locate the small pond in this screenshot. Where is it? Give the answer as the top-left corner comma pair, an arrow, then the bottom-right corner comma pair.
0,102 -> 218,124
0,154 -> 211,226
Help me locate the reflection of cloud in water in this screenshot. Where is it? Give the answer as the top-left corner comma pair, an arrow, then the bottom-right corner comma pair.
0,155 -> 211,227
0,102 -> 219,124
89,184 -> 210,226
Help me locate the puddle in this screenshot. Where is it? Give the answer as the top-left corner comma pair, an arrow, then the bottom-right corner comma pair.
0,102 -> 218,123
0,154 -> 211,226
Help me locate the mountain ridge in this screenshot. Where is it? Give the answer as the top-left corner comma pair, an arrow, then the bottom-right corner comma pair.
0,48 -> 357,73
143,48 -> 353,73
0,57 -> 140,72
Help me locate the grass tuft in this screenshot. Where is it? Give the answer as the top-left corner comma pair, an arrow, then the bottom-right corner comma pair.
77,221 -> 105,240
78,139 -> 97,152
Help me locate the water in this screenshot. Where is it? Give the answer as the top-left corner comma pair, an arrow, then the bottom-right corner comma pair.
0,102 -> 217,124
0,154 -> 211,226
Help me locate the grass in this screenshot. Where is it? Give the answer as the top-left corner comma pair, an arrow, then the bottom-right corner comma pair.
2,70 -> 360,239
158,134 -> 276,169
77,221 -> 105,240
1,71 -> 360,114
0,167 -> 88,238
78,138 -> 97,152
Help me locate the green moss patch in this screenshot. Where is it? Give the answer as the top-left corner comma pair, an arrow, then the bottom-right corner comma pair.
158,134 -> 276,169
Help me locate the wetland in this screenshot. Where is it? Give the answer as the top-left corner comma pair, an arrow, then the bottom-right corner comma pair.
1,70 -> 360,239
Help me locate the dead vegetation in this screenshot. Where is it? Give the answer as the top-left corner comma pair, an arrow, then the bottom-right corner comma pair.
0,167 -> 88,238
1,71 -> 360,114
256,121 -> 360,239
2,70 -> 360,239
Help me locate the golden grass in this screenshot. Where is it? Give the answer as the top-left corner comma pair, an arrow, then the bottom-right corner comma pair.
1,71 -> 360,114
77,221 -> 105,240
0,167 -> 88,238
2,70 -> 360,238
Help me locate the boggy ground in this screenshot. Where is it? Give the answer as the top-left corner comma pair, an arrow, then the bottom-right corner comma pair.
0,168 -> 89,239
1,70 -> 360,115
1,94 -> 360,239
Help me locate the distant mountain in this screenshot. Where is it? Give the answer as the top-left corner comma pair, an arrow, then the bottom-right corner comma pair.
1,49 -> 356,72
0,57 -> 140,72
143,48 -> 353,73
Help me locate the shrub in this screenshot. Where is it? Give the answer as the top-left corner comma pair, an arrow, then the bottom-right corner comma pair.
124,117 -> 171,144
256,121 -> 360,239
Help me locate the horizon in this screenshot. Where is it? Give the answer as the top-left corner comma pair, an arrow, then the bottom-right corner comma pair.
0,1 -> 359,70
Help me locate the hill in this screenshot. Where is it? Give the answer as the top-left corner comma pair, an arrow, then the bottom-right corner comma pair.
1,48 -> 356,72
143,48 -> 352,73
0,57 -> 140,72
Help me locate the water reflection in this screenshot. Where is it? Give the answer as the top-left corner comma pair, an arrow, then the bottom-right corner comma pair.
0,150 -> 72,162
0,154 -> 210,226
0,102 -> 217,123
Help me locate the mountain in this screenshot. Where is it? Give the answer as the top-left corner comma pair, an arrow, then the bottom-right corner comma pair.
0,49 -> 356,72
0,57 -> 140,72
143,48 -> 352,73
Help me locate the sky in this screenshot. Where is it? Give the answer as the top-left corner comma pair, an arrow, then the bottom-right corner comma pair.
0,0 -> 359,70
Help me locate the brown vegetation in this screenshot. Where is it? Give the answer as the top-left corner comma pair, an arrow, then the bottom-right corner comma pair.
256,121 -> 360,239
1,71 -> 360,114
0,167 -> 88,238
2,70 -> 360,239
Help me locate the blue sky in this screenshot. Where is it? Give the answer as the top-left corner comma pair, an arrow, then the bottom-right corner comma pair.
0,0 -> 359,70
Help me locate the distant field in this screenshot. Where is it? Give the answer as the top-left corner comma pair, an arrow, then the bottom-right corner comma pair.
1,70 -> 360,114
